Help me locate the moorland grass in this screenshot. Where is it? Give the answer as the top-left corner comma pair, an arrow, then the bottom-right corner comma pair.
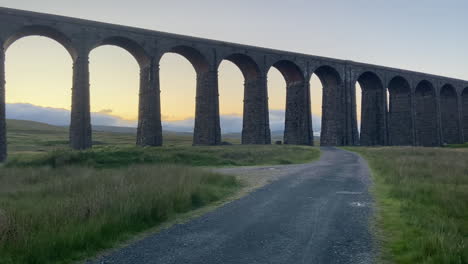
0,165 -> 240,264
345,147 -> 468,264
6,145 -> 320,168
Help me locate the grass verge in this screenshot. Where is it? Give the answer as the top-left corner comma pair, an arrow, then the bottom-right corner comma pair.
5,145 -> 320,168
344,147 -> 467,264
0,165 -> 240,264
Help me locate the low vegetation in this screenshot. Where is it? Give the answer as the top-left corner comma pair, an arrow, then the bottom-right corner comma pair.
345,147 -> 468,264
0,165 -> 240,264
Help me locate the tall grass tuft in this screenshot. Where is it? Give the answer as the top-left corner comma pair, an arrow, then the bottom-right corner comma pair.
0,165 -> 239,264
346,147 -> 468,264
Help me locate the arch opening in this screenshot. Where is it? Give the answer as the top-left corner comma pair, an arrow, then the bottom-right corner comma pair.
387,76 -> 412,145
414,80 -> 438,146
356,71 -> 385,146
312,66 -> 342,146
440,84 -> 459,144
5,36 -> 73,152
218,59 -> 245,139
267,67 -> 286,142
159,53 -> 197,144
462,88 -> 468,142
4,25 -> 77,60
89,45 -> 140,145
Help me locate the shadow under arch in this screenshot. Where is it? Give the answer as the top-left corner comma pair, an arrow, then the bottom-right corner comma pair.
269,60 -> 311,145
165,45 -> 210,75
462,87 -> 468,142
271,60 -> 305,84
356,71 -> 385,146
312,65 -> 343,146
440,84 -> 460,144
4,25 -> 77,60
222,53 -> 261,81
92,36 -> 150,68
387,76 -> 412,145
414,80 -> 438,146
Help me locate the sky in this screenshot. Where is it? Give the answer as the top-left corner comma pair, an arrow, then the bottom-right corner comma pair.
1,0 -> 467,132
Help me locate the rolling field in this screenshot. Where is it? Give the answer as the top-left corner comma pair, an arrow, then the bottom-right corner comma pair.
345,147 -> 468,264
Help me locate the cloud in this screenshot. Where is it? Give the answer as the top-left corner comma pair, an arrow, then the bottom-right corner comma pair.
98,109 -> 113,114
5,103 -> 322,134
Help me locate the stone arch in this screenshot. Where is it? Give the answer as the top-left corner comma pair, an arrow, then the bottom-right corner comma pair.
312,65 -> 343,146
4,25 -> 77,60
387,76 -> 412,145
92,36 -> 150,68
440,84 -> 459,144
2,25 -> 78,154
221,53 -> 261,81
163,45 -> 210,75
414,80 -> 438,146
271,60 -> 305,84
462,87 -> 468,142
356,71 -> 385,146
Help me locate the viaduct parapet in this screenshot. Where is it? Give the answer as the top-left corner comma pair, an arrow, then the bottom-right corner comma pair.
0,7 -> 467,161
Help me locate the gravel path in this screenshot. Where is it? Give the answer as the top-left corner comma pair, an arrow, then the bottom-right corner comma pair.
89,147 -> 375,264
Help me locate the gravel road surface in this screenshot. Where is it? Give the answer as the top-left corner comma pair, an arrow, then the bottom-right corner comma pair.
89,147 -> 375,264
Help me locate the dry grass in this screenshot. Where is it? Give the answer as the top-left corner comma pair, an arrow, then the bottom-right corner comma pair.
345,147 -> 468,264
0,165 -> 239,264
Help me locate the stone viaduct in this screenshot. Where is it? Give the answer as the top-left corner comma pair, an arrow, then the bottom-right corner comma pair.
0,7 -> 467,161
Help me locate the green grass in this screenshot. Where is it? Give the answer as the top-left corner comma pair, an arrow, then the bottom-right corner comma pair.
344,147 -> 468,264
0,119 -> 321,264
6,144 -> 320,168
0,165 -> 240,264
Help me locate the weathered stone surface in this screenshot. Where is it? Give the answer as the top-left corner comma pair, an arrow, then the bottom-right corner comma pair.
242,77 -> 271,144
440,85 -> 460,144
0,44 -> 6,162
463,89 -> 468,141
414,82 -> 439,146
0,7 -> 467,161
358,72 -> 386,146
69,49 -> 92,150
136,59 -> 162,146
284,81 -> 313,145
317,66 -> 344,146
193,70 -> 221,145
388,77 -> 413,145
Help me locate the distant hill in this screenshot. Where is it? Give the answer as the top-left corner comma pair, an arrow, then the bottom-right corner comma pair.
7,119 -> 67,132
